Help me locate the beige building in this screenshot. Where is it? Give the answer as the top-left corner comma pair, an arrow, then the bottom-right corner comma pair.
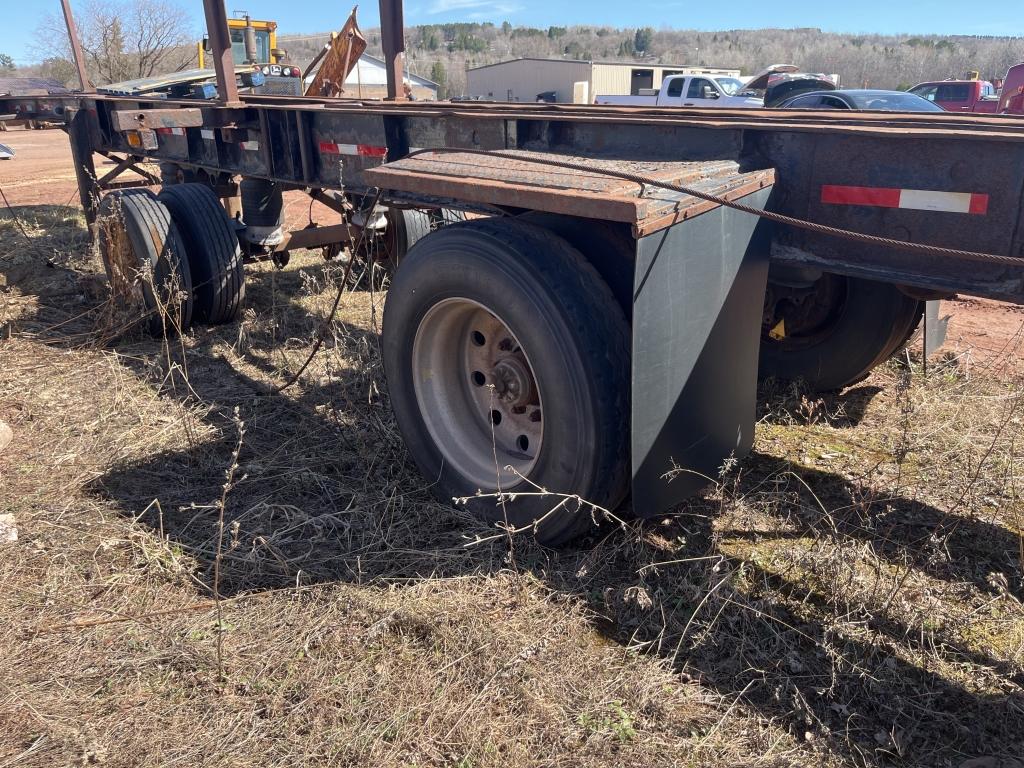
466,58 -> 741,104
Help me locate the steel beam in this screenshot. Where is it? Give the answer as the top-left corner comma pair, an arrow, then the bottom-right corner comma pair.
110,108 -> 205,132
60,0 -> 93,92
276,223 -> 354,251
202,0 -> 241,106
378,0 -> 406,101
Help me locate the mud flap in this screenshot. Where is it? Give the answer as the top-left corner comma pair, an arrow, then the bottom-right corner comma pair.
631,187 -> 773,515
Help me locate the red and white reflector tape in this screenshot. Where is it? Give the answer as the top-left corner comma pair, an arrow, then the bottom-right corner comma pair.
822,185 -> 988,215
318,141 -> 387,157
200,129 -> 215,141
239,140 -> 260,151
155,127 -> 186,136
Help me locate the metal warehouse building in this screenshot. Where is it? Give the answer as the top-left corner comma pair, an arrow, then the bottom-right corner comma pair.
466,58 -> 741,104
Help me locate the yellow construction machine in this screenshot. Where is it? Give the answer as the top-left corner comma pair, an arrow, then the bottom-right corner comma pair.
196,9 -> 365,98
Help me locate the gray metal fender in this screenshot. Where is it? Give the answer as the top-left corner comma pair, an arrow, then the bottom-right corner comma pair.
631,187 -> 774,515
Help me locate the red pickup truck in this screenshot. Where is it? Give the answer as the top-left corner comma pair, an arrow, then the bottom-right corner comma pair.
909,63 -> 1024,114
908,78 -> 998,112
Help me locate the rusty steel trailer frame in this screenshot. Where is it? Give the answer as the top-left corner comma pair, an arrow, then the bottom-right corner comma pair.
50,90 -> 1024,303
5,0 -> 1024,528
4,0 -> 1022,305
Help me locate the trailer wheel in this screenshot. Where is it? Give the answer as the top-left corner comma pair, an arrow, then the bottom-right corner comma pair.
382,219 -> 631,545
97,190 -> 193,336
376,207 -> 466,270
881,299 -> 926,361
158,183 -> 245,324
759,272 -> 921,390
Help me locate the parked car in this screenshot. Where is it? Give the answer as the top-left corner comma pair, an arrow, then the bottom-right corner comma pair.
908,78 -> 998,113
776,89 -> 945,112
595,64 -> 834,109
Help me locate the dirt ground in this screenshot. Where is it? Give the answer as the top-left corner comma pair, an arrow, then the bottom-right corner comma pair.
0,126 -> 338,228
1,124 -> 1022,768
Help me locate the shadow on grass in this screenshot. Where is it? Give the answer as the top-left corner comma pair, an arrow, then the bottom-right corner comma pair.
552,452 -> 1024,765
0,204 -> 91,297
757,379 -> 885,428
18,252 -> 1023,767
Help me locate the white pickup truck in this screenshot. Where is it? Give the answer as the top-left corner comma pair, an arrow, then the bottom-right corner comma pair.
596,73 -> 763,108
594,65 -> 833,109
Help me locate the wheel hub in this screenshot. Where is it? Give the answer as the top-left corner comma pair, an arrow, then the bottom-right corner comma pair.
411,298 -> 544,490
763,273 -> 848,348
492,357 -> 534,408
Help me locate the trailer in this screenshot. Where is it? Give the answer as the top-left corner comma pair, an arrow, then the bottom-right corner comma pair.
10,0 -> 1024,544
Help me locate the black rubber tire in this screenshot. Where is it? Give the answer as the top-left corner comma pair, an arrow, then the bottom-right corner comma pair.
382,218 -> 631,545
158,183 -> 245,324
517,212 -> 634,319
97,189 -> 193,336
759,275 -> 921,391
382,207 -> 466,270
880,298 -> 926,362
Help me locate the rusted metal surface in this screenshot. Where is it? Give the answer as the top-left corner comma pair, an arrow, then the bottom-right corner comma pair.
276,223 -> 354,251
59,0 -> 93,92
202,0 -> 241,106
17,76 -> 1024,304
96,155 -> 159,187
17,89 -> 1024,142
67,107 -> 100,227
110,108 -> 205,131
308,189 -> 349,216
0,96 -> 68,124
305,8 -> 366,98
365,151 -> 775,236
378,0 -> 406,101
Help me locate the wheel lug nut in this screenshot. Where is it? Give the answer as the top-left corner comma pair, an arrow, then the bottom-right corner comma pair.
529,409 -> 541,422
512,405 -> 526,415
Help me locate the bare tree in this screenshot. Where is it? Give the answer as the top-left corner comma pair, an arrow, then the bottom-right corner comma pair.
34,0 -> 196,85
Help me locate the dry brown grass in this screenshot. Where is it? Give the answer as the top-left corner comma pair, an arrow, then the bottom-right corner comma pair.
1,207 -> 1022,767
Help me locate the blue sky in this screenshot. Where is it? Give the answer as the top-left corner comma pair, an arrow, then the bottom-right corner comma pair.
4,0 -> 1020,65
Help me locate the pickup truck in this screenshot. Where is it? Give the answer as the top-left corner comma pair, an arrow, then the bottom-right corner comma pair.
908,79 -> 998,113
595,65 -> 836,109
596,73 -> 764,108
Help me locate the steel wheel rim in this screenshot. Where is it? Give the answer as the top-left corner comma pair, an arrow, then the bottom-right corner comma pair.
411,297 -> 544,490
762,273 -> 848,350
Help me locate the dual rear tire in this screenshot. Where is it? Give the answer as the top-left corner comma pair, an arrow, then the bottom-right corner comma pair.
97,185 -> 244,335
